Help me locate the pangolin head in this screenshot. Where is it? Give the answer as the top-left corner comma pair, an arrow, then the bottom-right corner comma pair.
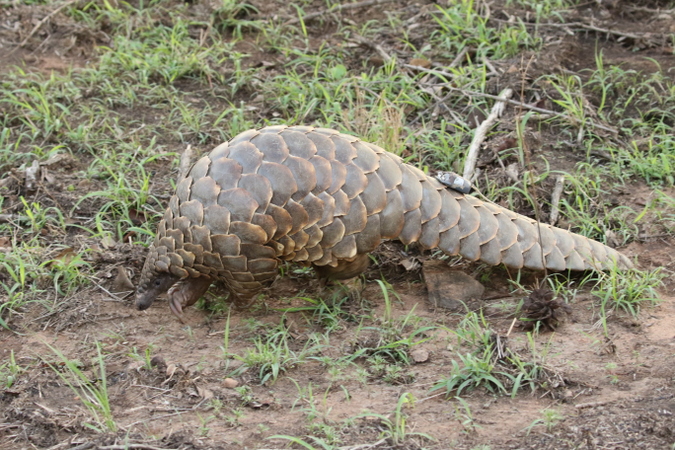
135,248 -> 179,310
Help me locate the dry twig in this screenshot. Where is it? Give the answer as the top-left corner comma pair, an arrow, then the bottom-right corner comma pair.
549,174 -> 565,225
463,88 -> 513,180
402,64 -> 618,134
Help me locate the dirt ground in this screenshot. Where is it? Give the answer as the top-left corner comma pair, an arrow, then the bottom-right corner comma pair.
1,0 -> 674,449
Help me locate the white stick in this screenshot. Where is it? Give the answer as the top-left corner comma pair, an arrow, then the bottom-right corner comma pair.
462,88 -> 513,180
549,174 -> 565,225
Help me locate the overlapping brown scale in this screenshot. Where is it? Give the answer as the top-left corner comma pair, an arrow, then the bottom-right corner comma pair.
228,129 -> 259,145
342,164 -> 368,199
399,209 -> 422,244
341,196 -> 368,236
459,232 -> 482,261
309,155 -> 332,193
165,227 -> 184,249
209,157 -> 242,191
284,155 -> 317,201
184,244 -> 205,264
437,192 -> 461,232
479,238 -> 502,265
240,243 -> 276,260
211,234 -> 240,257
202,252 -> 224,271
238,173 -> 273,213
319,218 -> 346,248
512,217 -> 537,254
474,205 -> 499,245
377,154 -> 403,190
280,129 -> 317,159
190,176 -> 220,207
545,246 -> 567,271
301,193 -> 325,227
191,225 -> 213,252
537,224 -> 556,257
455,197 -> 481,239
399,167 -> 423,212
331,234 -> 357,259
355,215 -> 381,253
172,217 -> 191,243
352,141 -> 380,173
333,190 -> 350,216
217,188 -> 258,223
305,244 -> 325,262
228,141 -> 264,173
208,142 -> 229,160
418,217 -> 440,249
284,199 -> 310,235
203,205 -> 231,235
550,227 -> 574,258
190,156 -> 211,180
176,249 -> 196,267
179,200 -> 204,226
229,221 -> 267,245
158,236 -> 176,252
523,244 -> 545,270
332,136 -> 357,164
492,212 -> 518,252
307,131 -> 336,160
500,242 -> 525,267
360,173 -> 387,215
304,224 -> 324,248
328,160 -> 347,194
419,182 -> 442,223
379,190 -> 405,239
257,161 -> 298,206
250,132 -> 289,163
176,177 -> 193,203
251,213 -> 277,241
316,192 -> 336,227
289,230 -> 310,250
265,204 -> 293,239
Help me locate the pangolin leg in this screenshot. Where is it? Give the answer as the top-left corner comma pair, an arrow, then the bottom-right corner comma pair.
167,277 -> 213,322
314,254 -> 370,281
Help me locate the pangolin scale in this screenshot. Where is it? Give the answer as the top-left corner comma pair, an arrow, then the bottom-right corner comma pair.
136,125 -> 632,317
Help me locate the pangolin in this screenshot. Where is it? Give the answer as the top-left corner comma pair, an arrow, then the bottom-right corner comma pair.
135,125 -> 632,318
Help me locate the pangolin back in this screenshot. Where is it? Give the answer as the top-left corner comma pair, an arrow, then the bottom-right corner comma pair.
136,125 -> 632,309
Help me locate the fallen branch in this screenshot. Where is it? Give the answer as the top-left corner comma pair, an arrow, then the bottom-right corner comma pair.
463,88 -> 513,180
402,64 -> 618,134
178,144 -> 193,180
549,175 -> 565,225
286,0 -> 397,25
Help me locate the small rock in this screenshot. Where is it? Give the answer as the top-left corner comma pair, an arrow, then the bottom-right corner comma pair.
223,378 -> 239,389
422,261 -> 484,312
410,348 -> 429,363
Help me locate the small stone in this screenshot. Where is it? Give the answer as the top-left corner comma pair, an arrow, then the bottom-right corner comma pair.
223,378 -> 239,389
411,348 -> 429,363
423,261 -> 485,312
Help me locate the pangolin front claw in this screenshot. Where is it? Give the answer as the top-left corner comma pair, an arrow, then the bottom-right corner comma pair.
166,277 -> 213,322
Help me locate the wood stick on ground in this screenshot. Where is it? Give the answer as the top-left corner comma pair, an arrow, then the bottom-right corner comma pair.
17,0 -> 80,48
178,144 -> 193,181
463,88 -> 513,180
549,174 -> 565,225
285,0 -> 397,25
403,64 -> 619,134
